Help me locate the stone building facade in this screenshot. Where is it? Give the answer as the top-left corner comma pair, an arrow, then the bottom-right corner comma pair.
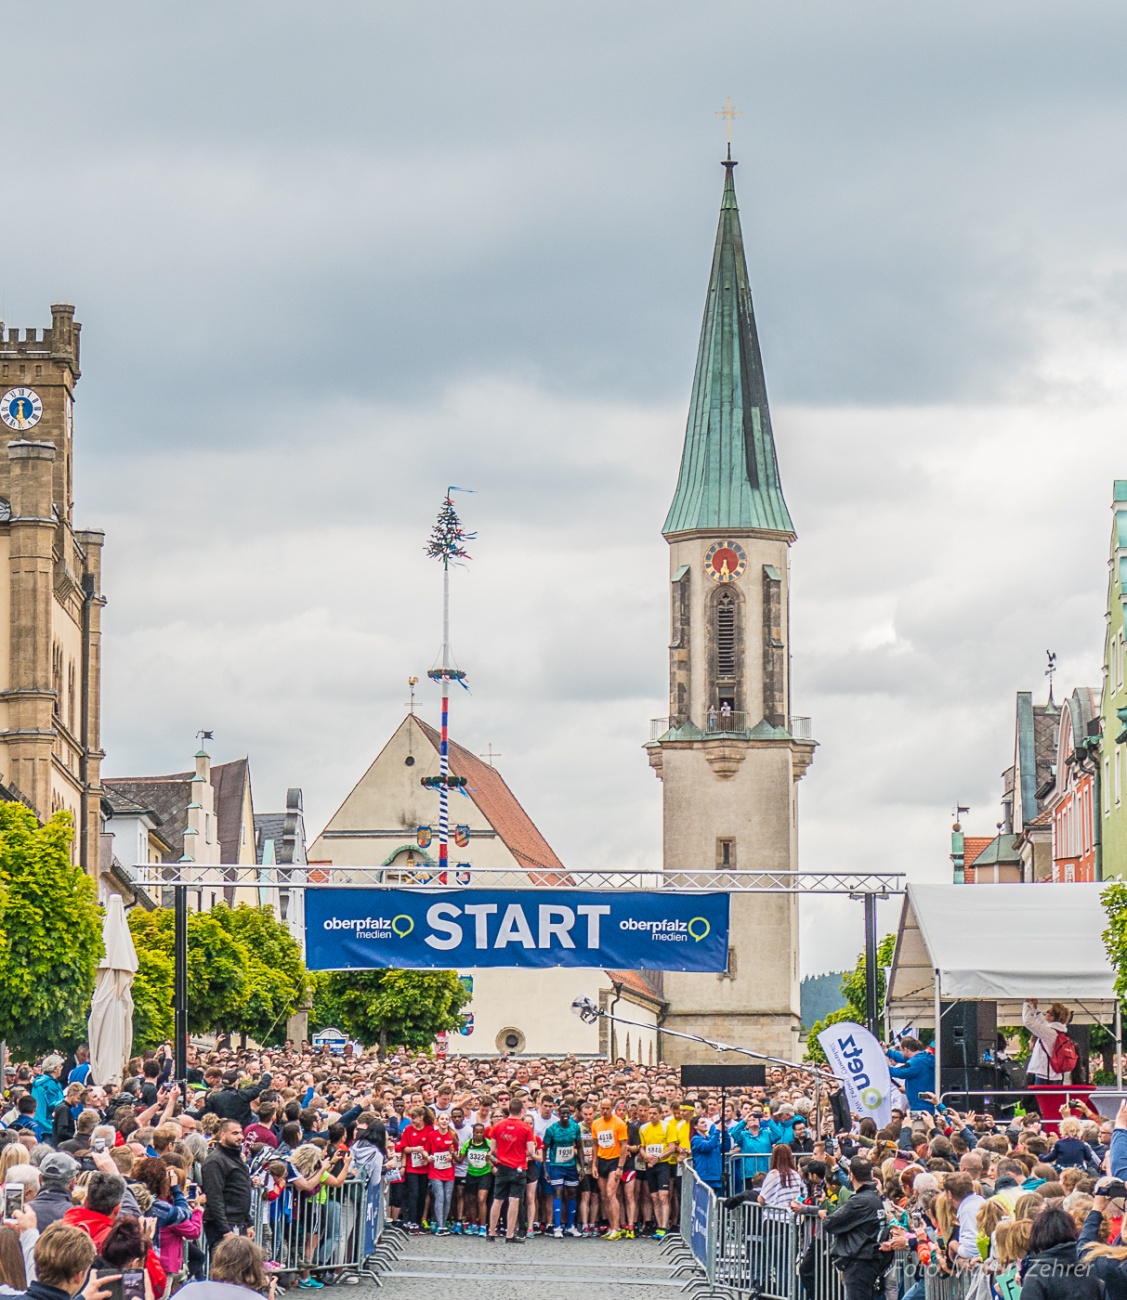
0,305 -> 105,872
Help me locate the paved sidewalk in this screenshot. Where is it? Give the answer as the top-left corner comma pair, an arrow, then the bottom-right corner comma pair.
353,1228 -> 692,1300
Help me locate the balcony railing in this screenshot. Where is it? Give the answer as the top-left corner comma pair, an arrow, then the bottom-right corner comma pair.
649,713 -> 815,740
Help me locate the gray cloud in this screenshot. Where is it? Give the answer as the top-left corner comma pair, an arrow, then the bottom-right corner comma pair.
4,2 -> 1127,974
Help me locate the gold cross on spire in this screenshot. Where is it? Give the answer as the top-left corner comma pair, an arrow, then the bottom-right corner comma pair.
716,97 -> 742,151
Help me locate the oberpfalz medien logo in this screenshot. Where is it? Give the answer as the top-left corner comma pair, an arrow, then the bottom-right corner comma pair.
618,916 -> 711,943
322,915 -> 414,939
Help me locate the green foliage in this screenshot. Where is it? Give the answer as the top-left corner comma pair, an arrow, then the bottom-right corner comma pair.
310,972 -> 347,1035
210,904 -> 308,1045
0,805 -> 102,1057
129,903 -> 308,1044
130,946 -> 174,1052
316,969 -> 470,1055
805,933 -> 897,1065
1103,883 -> 1127,1001
129,907 -> 247,1035
804,1007 -> 852,1066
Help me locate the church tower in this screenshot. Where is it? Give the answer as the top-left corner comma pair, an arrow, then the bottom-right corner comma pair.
647,159 -> 815,1062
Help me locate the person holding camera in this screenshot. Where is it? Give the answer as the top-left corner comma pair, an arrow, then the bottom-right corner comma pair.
818,1157 -> 889,1300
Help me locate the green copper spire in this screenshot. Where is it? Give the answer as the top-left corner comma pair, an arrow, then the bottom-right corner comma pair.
663,160 -> 794,538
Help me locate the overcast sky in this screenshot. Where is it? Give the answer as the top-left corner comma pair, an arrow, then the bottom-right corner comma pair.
5,1 -> 1127,974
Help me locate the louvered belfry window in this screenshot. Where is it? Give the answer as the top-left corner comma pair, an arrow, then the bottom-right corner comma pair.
716,592 -> 737,679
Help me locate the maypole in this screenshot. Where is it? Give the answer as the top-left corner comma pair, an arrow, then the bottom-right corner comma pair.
422,489 -> 474,881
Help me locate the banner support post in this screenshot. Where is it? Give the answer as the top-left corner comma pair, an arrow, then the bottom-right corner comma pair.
863,891 -> 879,1038
174,884 -> 188,1104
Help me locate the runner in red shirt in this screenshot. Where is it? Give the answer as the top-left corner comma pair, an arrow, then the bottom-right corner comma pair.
394,1106 -> 433,1233
425,1112 -> 458,1234
487,1099 -> 537,1242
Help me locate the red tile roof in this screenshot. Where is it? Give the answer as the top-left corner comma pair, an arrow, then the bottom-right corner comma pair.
606,969 -> 665,1004
416,721 -> 568,881
962,837 -> 993,869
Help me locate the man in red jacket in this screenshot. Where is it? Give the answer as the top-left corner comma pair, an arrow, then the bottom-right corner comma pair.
487,1099 -> 537,1243
62,1172 -> 167,1297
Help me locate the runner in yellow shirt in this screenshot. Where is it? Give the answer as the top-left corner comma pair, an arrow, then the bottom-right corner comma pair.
639,1102 -> 676,1237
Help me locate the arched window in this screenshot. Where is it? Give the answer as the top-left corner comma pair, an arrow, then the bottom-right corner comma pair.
716,591 -> 737,680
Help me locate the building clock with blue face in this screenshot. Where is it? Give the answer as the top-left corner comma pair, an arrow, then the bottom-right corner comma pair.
0,388 -> 43,432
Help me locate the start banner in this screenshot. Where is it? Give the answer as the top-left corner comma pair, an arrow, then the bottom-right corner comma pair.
305,888 -> 730,972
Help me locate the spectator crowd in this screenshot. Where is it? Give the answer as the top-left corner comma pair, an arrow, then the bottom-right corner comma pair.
0,1020 -> 1122,1298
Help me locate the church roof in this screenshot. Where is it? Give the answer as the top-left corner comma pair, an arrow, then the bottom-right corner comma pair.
663,161 -> 794,539
414,720 -> 566,877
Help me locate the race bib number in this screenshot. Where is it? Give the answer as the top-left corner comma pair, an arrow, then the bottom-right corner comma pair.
597,1130 -> 616,1148
582,1134 -> 595,1153
468,1150 -> 489,1170
553,1144 -> 575,1164
645,1143 -> 665,1157
431,1150 -> 452,1170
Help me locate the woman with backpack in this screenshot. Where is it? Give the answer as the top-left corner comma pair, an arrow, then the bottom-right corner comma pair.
1023,1000 -> 1077,1085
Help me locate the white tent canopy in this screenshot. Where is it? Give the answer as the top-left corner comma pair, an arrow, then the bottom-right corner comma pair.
888,882 -> 1118,1027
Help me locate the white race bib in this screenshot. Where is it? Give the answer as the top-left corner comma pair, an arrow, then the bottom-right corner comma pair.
597,1129 -> 616,1148
645,1143 -> 665,1157
468,1149 -> 489,1169
431,1150 -> 452,1170
553,1145 -> 575,1164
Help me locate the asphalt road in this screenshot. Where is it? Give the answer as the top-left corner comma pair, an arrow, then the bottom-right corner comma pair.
354,1228 -> 695,1300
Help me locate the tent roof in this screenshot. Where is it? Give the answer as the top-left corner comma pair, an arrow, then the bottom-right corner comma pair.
887,882 -> 1117,1026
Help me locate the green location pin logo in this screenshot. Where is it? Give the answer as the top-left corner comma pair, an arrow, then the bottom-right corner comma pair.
687,917 -> 710,942
391,915 -> 414,938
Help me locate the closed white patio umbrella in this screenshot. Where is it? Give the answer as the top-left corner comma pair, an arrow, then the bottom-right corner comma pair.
87,894 -> 139,1090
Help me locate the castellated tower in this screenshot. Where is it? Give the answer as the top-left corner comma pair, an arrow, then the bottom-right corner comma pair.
0,305 -> 105,874
646,162 -> 816,1062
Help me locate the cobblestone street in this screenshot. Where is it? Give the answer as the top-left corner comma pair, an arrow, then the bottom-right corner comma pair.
356,1230 -> 691,1300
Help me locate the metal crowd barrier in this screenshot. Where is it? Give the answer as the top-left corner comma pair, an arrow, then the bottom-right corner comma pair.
692,1186 -> 991,1300
246,1168 -> 394,1285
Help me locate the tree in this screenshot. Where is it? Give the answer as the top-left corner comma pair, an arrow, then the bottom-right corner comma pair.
805,932 -> 897,1065
1097,884 -> 1127,1081
131,946 -> 174,1052
0,805 -> 103,1058
210,903 -> 308,1045
315,969 -> 470,1057
129,907 -> 248,1035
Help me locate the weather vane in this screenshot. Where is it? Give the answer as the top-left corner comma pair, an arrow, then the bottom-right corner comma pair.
716,96 -> 742,159
1045,649 -> 1057,706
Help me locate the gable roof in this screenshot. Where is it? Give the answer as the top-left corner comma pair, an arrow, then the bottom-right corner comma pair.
105,758 -> 250,862
962,837 -> 994,870
414,720 -> 566,877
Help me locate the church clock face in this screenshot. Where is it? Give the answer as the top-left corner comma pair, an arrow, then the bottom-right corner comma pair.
705,539 -> 747,583
0,388 -> 43,431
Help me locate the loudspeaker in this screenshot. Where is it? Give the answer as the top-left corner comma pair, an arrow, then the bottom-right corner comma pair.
679,1064 -> 767,1088
940,1001 -> 997,1070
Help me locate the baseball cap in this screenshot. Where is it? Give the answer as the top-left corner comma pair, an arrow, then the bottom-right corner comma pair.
40,1152 -> 79,1184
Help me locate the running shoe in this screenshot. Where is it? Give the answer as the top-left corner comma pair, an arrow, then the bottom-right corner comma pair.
603,1229 -> 622,1240
553,1227 -> 563,1238
565,1226 -> 582,1238
298,1280 -> 324,1290
654,1228 -> 667,1240
623,1226 -> 635,1239
452,1222 -> 462,1235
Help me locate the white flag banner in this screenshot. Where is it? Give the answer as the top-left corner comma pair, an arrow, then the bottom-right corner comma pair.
817,1020 -> 893,1128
